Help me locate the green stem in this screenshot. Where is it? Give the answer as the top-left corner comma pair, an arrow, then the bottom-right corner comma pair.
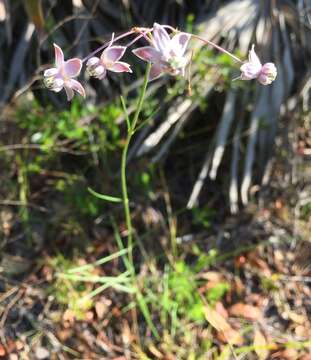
120,63 -> 159,339
120,62 -> 151,272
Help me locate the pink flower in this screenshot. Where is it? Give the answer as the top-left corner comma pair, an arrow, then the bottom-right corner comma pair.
239,45 -> 277,85
44,44 -> 85,101
133,23 -> 190,81
86,38 -> 132,80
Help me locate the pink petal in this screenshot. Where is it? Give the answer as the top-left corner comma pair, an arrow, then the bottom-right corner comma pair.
149,63 -> 163,81
67,79 -> 86,98
64,86 -> 74,101
53,43 -> 64,68
257,74 -> 270,85
64,58 -> 82,77
170,32 -> 190,57
102,46 -> 126,63
240,63 -> 261,80
108,61 -> 132,73
261,62 -> 277,75
132,46 -> 162,63
153,23 -> 171,53
248,44 -> 262,68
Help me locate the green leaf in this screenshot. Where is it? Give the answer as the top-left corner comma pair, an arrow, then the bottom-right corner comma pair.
87,187 -> 122,203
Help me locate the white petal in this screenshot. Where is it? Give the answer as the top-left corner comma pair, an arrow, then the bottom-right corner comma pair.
51,78 -> 64,92
86,57 -> 100,67
44,68 -> 59,77
170,32 -> 190,57
153,23 -> 171,53
248,44 -> 262,68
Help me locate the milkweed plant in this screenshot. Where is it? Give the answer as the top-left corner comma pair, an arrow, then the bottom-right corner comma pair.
43,23 -> 277,335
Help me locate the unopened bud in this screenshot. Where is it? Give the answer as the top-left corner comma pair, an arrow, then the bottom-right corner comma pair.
258,62 -> 277,85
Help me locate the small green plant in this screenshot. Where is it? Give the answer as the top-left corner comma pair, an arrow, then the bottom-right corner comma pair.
48,254 -> 93,320
300,202 -> 311,221
165,260 -> 205,322
192,205 -> 217,229
49,249 -> 134,320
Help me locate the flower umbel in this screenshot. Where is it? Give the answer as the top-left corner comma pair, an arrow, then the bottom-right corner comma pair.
133,23 -> 190,80
43,44 -> 85,101
86,36 -> 132,80
239,45 -> 277,85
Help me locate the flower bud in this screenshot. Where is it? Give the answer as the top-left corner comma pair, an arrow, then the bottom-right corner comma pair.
43,75 -> 64,92
258,62 -> 277,85
86,57 -> 107,79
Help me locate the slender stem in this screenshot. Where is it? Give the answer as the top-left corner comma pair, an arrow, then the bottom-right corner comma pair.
190,34 -> 243,63
125,30 -> 151,48
120,62 -> 151,271
120,63 -> 159,340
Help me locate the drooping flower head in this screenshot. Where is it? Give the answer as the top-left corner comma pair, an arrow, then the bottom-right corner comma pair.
86,35 -> 132,80
239,45 -> 277,85
43,44 -> 85,101
133,23 -> 191,81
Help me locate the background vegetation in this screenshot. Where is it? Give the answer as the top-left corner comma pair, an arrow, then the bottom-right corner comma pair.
0,0 -> 310,359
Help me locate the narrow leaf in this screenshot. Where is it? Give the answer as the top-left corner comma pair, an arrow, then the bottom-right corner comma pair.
23,0 -> 45,33
88,187 -> 122,203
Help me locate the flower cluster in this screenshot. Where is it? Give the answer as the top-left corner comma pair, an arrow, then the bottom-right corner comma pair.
239,44 -> 277,85
43,23 -> 277,101
133,23 -> 190,80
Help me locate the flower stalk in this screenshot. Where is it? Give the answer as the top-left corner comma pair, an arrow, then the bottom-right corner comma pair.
120,62 -> 151,271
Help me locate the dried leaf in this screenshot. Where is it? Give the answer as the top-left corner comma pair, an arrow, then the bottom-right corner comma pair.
299,354 -> 311,360
63,309 -> 75,324
35,347 -> 50,360
215,301 -> 229,319
254,329 -> 269,360
148,343 -> 163,359
216,326 -> 244,346
57,329 -> 73,342
229,303 -> 262,321
0,344 -> 6,357
204,305 -> 243,345
272,349 -> 299,360
204,305 -> 231,332
95,301 -> 107,319
218,345 -> 231,360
